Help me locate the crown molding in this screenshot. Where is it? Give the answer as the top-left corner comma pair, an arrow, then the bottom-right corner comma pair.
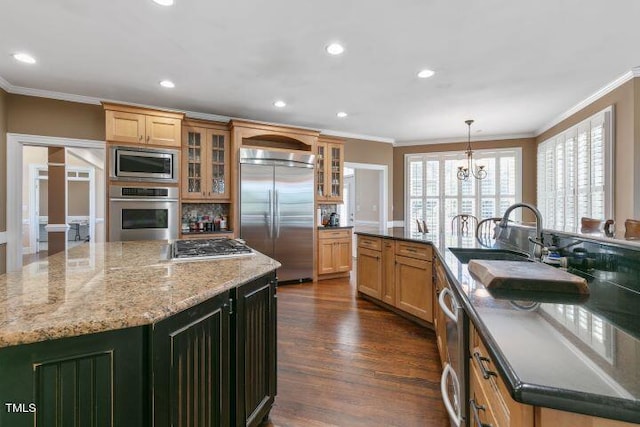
319,129 -> 395,144
395,132 -> 536,147
536,66 -> 640,136
0,75 -> 11,91
9,84 -> 102,105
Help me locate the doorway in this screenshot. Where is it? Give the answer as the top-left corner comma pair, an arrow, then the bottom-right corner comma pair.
343,162 -> 388,257
7,133 -> 105,271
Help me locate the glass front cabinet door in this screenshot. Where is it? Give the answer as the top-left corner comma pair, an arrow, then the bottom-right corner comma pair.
316,138 -> 344,203
182,126 -> 230,200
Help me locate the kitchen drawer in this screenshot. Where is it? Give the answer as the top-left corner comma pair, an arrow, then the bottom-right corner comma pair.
319,229 -> 352,240
358,235 -> 382,251
470,358 -> 503,427
395,240 -> 432,260
470,324 -> 534,427
470,348 -> 510,427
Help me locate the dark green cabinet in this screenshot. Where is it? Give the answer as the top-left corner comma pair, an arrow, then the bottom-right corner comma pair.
0,271 -> 277,427
0,327 -> 147,427
233,273 -> 277,427
152,290 -> 231,427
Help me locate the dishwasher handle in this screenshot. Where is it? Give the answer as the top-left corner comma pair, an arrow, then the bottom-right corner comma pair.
438,287 -> 458,323
440,363 -> 462,427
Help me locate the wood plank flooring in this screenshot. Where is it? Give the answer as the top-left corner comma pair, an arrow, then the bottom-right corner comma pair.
261,275 -> 448,427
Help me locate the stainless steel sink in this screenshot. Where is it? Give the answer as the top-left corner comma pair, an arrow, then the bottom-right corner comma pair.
448,247 -> 530,263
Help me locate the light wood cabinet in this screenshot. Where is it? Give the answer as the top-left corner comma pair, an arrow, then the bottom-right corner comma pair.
318,229 -> 352,279
356,235 -> 434,325
182,125 -> 230,200
316,137 -> 344,203
394,240 -> 433,322
535,407 -> 638,427
381,240 -> 395,305
104,103 -> 183,147
469,322 -> 534,427
356,236 -> 383,299
395,255 -> 433,322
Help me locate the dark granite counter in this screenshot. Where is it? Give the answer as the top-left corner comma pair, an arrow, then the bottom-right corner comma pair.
317,225 -> 354,230
354,228 -> 640,423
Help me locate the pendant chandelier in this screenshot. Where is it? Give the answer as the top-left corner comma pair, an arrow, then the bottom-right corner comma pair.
457,119 -> 487,181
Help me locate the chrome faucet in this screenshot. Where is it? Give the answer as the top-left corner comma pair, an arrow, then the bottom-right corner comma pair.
499,202 -> 545,261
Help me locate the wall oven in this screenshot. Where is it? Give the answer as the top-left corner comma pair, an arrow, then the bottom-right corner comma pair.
109,185 -> 178,241
439,284 -> 468,427
110,146 -> 179,182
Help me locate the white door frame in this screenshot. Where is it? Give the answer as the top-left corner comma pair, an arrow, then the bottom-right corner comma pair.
6,133 -> 105,272
66,167 -> 96,244
27,164 -> 48,254
344,162 -> 389,228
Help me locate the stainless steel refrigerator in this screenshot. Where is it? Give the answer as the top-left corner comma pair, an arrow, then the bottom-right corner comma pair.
239,148 -> 315,282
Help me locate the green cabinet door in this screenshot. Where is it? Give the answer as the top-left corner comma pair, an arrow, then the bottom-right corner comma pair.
0,327 -> 147,427
233,272 -> 277,427
151,290 -> 231,427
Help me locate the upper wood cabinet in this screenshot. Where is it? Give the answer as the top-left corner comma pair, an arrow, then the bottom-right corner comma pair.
103,103 -> 184,147
182,125 -> 231,201
316,137 -> 345,203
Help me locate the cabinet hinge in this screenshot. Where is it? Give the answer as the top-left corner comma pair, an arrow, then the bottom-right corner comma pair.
228,297 -> 234,315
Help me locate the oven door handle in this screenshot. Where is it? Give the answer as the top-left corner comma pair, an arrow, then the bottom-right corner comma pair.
109,198 -> 178,203
440,363 -> 462,427
439,287 -> 458,323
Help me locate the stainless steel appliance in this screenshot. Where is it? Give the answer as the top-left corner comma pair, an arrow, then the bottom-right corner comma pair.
171,238 -> 254,260
109,185 -> 178,241
239,148 -> 315,282
110,146 -> 179,182
439,283 -> 468,427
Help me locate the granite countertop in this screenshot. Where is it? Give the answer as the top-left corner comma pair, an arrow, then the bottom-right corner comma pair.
354,228 -> 640,423
0,241 -> 281,349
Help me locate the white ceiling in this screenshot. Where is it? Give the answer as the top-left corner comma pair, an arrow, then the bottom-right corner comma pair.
1,0 -> 639,144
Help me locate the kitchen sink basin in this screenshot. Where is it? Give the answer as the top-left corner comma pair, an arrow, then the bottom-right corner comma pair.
448,247 -> 530,263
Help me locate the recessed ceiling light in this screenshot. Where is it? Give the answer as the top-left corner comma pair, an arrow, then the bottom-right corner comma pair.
337,112 -> 348,118
326,43 -> 345,55
417,69 -> 435,79
159,80 -> 175,88
273,100 -> 286,108
13,52 -> 36,64
152,0 -> 174,6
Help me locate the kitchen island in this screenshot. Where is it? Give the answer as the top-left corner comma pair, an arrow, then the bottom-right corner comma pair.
0,240 -> 281,427
355,228 -> 640,426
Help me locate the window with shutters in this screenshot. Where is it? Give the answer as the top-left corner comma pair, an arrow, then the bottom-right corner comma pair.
405,148 -> 522,236
537,107 -> 613,233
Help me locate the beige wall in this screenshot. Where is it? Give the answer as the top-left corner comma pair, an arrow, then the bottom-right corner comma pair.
0,88 -> 7,233
7,94 -> 105,140
0,88 -> 6,274
536,78 -> 638,229
343,137 -> 394,221
393,138 -> 537,221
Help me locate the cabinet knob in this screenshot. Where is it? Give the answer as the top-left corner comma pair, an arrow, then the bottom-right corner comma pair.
146,135 -> 150,142
139,135 -> 143,141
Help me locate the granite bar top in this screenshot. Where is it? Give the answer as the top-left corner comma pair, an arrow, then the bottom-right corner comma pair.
354,228 -> 640,423
0,241 -> 280,349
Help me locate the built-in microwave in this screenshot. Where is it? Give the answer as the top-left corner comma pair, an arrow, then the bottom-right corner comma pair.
110,146 -> 179,182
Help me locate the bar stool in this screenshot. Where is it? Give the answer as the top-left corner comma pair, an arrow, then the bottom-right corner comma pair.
451,214 -> 478,236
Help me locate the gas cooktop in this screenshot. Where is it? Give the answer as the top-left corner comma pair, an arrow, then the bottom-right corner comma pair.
172,238 -> 254,260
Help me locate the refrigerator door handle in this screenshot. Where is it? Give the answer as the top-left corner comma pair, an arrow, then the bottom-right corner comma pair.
268,189 -> 274,238
275,189 -> 281,238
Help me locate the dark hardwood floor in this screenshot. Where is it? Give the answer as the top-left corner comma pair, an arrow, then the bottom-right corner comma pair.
262,274 -> 448,427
